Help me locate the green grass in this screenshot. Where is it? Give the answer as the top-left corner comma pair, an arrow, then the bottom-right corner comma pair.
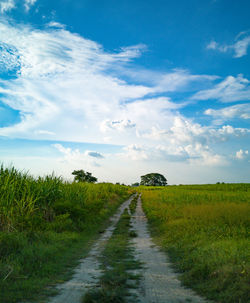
140,184 -> 250,303
0,165 -> 133,303
129,196 -> 138,214
82,208 -> 141,303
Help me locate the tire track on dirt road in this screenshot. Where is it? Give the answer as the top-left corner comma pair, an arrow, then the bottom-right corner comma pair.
47,195 -> 136,303
130,195 -> 209,303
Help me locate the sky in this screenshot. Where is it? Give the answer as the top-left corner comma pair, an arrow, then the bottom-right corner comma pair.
0,0 -> 249,184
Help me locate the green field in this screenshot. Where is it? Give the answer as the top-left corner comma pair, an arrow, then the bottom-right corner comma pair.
141,184 -> 250,303
1,165 -> 249,303
0,165 -> 131,303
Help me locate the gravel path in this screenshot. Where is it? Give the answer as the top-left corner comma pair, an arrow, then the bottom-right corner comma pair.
130,195 -> 209,303
48,195 -> 135,303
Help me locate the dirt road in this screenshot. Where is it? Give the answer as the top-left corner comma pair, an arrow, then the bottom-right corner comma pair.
48,195 -> 134,303
130,195 -> 208,303
47,194 -> 209,303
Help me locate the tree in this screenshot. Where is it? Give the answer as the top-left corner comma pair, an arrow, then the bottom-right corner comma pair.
140,173 -> 167,186
72,170 -> 97,183
131,182 -> 139,187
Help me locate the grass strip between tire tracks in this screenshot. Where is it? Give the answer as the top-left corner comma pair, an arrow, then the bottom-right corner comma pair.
82,200 -> 141,303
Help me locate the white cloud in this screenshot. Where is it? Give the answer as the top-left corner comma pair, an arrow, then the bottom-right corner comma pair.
53,144 -> 82,163
0,20 -> 223,147
207,40 -> 230,53
119,68 -> 218,93
47,21 -> 66,29
35,130 -> 55,136
0,20 -> 249,171
143,117 -> 249,144
234,36 -> 250,58
24,0 -> 37,12
0,0 -> 15,13
207,32 -> 250,58
138,116 -> 249,165
188,148 -> 228,166
205,104 -> 250,123
192,74 -> 250,102
153,69 -> 218,93
53,144 -> 104,166
122,144 -> 149,161
235,149 -> 249,160
0,21 -> 152,142
100,119 -> 136,132
0,0 -> 37,13
207,40 -> 219,50
124,97 -> 181,135
0,43 -> 20,72
120,141 -> 228,166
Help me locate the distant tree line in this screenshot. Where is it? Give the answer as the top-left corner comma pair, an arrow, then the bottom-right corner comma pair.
72,169 -> 167,187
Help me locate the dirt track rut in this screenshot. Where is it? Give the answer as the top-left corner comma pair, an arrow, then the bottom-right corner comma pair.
48,195 -> 134,303
130,195 -> 208,303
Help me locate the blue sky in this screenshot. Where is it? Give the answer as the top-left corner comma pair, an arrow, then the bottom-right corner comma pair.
0,0 -> 249,184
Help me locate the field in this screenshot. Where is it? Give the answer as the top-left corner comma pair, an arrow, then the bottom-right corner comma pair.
141,184 -> 250,303
0,165 -> 131,303
1,165 -> 249,303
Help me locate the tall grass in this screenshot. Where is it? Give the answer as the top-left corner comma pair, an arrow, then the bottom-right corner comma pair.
141,184 -> 250,303
0,165 -> 132,303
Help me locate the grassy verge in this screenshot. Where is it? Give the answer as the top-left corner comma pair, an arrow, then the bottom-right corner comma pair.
82,208 -> 141,303
140,184 -> 250,303
0,165 -> 133,303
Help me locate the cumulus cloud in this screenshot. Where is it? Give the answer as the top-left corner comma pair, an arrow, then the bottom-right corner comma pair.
188,148 -> 228,166
100,119 -> 136,132
143,117 -> 249,144
24,0 -> 37,11
122,144 -> 149,161
0,20 -> 207,147
53,144 -> 104,166
207,32 -> 250,58
192,74 -> 250,102
0,20 -> 225,147
235,149 -> 249,160
137,117 -> 249,165
118,115 -> 247,166
0,0 -> 15,13
53,144 -> 83,163
205,104 -> 250,123
121,141 -> 228,166
0,0 -> 37,13
0,20 -> 249,169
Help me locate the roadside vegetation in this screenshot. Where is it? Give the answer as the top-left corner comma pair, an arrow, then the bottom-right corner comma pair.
0,165 -> 131,303
141,184 -> 250,303
83,206 -> 141,303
